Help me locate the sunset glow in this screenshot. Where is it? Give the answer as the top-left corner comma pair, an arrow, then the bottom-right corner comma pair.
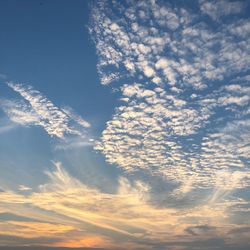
0,0 -> 249,249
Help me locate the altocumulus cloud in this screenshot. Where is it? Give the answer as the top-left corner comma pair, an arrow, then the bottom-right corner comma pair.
90,0 -> 250,194
0,81 -> 90,139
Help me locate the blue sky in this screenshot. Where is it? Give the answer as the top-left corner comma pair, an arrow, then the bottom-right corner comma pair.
0,0 -> 250,249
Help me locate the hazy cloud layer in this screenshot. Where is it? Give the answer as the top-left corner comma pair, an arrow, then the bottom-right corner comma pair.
0,163 -> 249,249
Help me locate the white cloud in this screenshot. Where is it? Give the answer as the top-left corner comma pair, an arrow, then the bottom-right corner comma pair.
1,82 -> 90,139
142,65 -> 155,78
95,84 -> 213,180
62,106 -> 90,128
0,99 -> 40,125
0,118 -> 17,134
18,185 -> 32,191
199,0 -> 246,21
90,0 -> 249,89
218,95 -> 249,106
90,0 -> 250,197
54,137 -> 94,151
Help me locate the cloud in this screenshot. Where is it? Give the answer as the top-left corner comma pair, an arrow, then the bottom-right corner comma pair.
61,106 -> 90,128
95,82 -> 250,194
0,1 -> 249,249
18,185 -> 32,192
0,120 -> 16,134
0,247 -> 107,250
0,235 -> 64,247
0,163 -> 250,249
185,225 -> 216,236
0,221 -> 74,238
95,84 -> 210,172
0,213 -> 43,223
0,99 -> 40,126
1,82 -> 90,139
53,137 -> 94,151
229,227 -> 250,235
199,0 -> 246,21
89,0 -> 249,88
89,0 -> 250,198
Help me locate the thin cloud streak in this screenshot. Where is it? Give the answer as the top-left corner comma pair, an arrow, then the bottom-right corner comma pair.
0,163 -> 249,249
1,81 -> 90,139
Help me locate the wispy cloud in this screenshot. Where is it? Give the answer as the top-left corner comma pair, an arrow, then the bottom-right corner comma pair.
53,137 -> 94,151
0,120 -> 16,134
0,163 -> 249,249
1,81 -> 90,139
199,0 -> 246,21
18,185 -> 32,192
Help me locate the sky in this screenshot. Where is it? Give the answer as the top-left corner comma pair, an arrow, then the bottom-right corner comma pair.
0,0 -> 249,249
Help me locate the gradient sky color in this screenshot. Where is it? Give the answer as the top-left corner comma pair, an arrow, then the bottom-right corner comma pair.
0,0 -> 250,250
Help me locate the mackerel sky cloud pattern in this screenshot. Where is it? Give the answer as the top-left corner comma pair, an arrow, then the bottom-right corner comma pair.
1,81 -> 90,139
91,0 -> 250,193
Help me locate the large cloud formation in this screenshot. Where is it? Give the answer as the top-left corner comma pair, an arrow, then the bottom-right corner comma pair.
90,0 -> 250,193
0,163 -> 249,249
